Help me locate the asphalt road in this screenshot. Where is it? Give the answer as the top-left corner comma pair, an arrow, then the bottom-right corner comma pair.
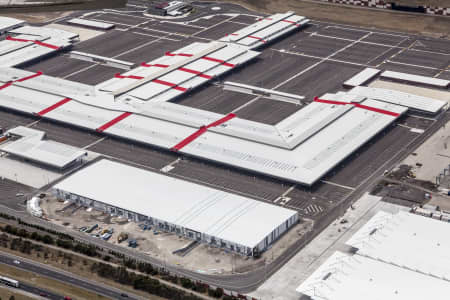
0,251 -> 140,300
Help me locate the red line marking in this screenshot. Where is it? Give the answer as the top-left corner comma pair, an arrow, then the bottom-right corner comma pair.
353,103 -> 400,117
171,113 -> 236,151
0,71 -> 43,91
178,67 -> 212,79
202,56 -> 235,67
34,40 -> 60,50
114,73 -> 144,80
206,113 -> 236,128
171,126 -> 207,151
314,97 -> 400,117
15,71 -> 43,82
140,63 -> 169,68
6,35 -> 60,50
36,98 -> 71,116
248,35 -> 267,43
313,97 -> 349,105
152,79 -> 187,92
0,82 -> 13,90
282,19 -> 300,26
96,112 -> 132,132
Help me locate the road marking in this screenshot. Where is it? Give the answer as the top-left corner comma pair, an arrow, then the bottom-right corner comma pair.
160,157 -> 182,172
83,137 -> 107,149
274,184 -> 296,203
320,180 -> 355,190
384,59 -> 444,71
131,31 -> 181,41
63,63 -> 97,79
26,119 -> 41,128
232,32 -> 373,113
193,14 -> 236,36
162,20 -> 206,29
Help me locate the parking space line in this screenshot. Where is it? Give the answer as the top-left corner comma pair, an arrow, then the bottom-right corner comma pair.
131,31 -> 181,41
26,119 -> 40,128
384,59 -> 444,71
193,14 -> 237,36
320,180 -> 355,191
366,35 -> 409,65
232,32 -> 373,114
103,10 -> 153,20
83,137 -> 107,150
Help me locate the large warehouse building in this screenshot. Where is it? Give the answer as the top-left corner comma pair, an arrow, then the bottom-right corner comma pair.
296,210 -> 450,300
52,159 -> 298,256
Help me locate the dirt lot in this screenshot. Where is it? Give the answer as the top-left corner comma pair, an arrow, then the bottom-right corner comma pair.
40,194 -> 313,274
218,0 -> 450,37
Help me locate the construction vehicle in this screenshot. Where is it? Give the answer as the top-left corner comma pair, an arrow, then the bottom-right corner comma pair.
117,232 -> 128,243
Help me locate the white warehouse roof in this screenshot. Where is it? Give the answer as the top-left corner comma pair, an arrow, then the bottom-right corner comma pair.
381,70 -> 450,88
53,159 -> 298,249
343,67 -> 380,88
297,210 -> 450,300
1,126 -> 87,169
346,210 -> 450,281
0,17 -> 25,32
297,251 -> 450,300
350,86 -> 447,114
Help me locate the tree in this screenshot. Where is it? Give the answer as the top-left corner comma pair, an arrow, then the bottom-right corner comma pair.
9,296 -> 15,300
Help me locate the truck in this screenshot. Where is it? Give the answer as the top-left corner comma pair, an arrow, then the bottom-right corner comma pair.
117,232 -> 128,243
0,275 -> 19,288
86,224 -> 98,233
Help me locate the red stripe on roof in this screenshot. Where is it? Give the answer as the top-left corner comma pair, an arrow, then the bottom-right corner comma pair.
152,79 -> 187,92
6,36 -> 60,50
178,67 -> 212,79
115,73 -> 144,80
206,113 -> 236,128
0,82 -> 12,90
140,62 -> 169,68
202,56 -> 235,67
34,40 -> 60,50
171,126 -> 207,151
171,113 -> 236,151
36,98 -> 71,116
353,103 -> 400,117
248,35 -> 267,43
313,97 -> 349,105
282,19 -> 299,26
16,71 -> 43,82
96,112 -> 132,133
0,71 -> 42,91
314,97 -> 400,117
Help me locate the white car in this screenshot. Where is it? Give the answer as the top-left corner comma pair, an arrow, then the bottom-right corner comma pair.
13,260 -> 20,264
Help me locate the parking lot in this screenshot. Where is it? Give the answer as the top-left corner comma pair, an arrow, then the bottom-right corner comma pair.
2,3 -> 448,225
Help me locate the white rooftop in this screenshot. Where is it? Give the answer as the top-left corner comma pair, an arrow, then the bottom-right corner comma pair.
0,16 -> 25,32
381,70 -> 450,88
350,86 -> 447,114
53,159 -> 297,248
343,68 -> 380,87
297,251 -> 450,300
297,210 -> 450,300
67,18 -> 114,30
346,210 -> 450,281
1,126 -> 87,169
